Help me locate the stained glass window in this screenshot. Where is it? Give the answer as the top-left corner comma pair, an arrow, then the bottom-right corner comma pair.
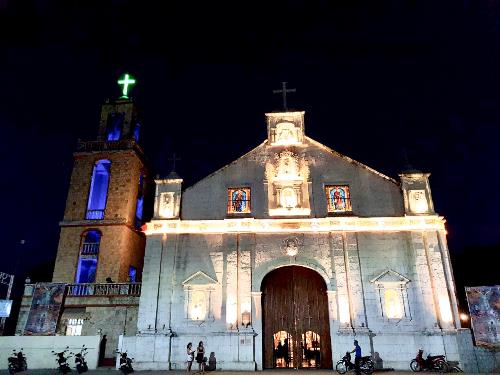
227,188 -> 251,214
325,185 -> 352,213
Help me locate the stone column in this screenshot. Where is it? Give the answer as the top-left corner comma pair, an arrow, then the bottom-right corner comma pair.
330,233 -> 352,329
251,291 -> 263,370
424,231 -> 455,330
437,230 -> 461,328
344,232 -> 367,328
137,235 -> 163,333
327,290 -> 338,362
155,234 -> 179,334
409,231 -> 440,330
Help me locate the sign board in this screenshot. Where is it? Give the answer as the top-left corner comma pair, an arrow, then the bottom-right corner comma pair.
0,299 -> 12,317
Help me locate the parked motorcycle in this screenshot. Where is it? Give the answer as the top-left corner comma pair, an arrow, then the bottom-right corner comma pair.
118,351 -> 134,374
336,352 -> 374,374
52,347 -> 72,374
8,348 -> 27,374
410,349 -> 449,372
72,345 -> 88,374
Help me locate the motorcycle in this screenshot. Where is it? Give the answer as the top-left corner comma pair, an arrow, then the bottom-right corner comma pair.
72,345 -> 88,374
52,347 -> 72,374
118,351 -> 134,374
336,352 -> 374,374
8,348 -> 27,374
410,349 -> 449,372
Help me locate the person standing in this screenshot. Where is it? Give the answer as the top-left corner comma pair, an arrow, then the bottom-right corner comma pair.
186,343 -> 194,373
196,341 -> 205,375
98,335 -> 107,366
350,340 -> 362,375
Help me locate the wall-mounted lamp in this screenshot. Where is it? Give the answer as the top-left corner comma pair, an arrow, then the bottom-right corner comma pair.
241,310 -> 251,327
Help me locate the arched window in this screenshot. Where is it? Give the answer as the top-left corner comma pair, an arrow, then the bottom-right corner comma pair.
134,170 -> 145,229
133,121 -> 141,142
80,230 -> 101,255
106,112 -> 124,141
86,160 -> 111,220
75,230 -> 101,283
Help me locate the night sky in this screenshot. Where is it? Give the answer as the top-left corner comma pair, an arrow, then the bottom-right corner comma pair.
0,1 -> 499,329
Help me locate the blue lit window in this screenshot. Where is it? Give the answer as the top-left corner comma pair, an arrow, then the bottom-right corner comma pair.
128,266 -> 137,282
133,122 -> 141,142
75,258 -> 97,283
86,160 -> 111,220
75,230 -> 101,283
80,230 -> 101,255
134,171 -> 145,229
106,113 -> 124,141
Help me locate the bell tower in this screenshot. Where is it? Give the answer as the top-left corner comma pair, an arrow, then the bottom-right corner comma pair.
52,74 -> 150,283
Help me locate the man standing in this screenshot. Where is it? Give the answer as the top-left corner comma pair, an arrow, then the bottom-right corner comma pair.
350,340 -> 361,375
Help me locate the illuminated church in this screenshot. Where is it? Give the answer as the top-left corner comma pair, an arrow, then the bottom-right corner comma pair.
15,79 -> 476,371
122,98 -> 475,370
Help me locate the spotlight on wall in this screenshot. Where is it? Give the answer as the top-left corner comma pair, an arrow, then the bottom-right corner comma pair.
459,313 -> 469,322
242,310 -> 251,327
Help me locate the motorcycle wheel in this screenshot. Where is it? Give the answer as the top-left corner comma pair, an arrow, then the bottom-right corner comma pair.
361,360 -> 374,374
410,359 -> 422,372
451,365 -> 463,373
435,359 -> 449,373
336,360 -> 347,374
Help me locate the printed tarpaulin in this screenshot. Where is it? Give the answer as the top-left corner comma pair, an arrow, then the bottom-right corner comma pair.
465,285 -> 500,348
24,283 -> 66,335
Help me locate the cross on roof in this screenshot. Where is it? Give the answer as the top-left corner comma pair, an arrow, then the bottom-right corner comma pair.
168,153 -> 181,172
273,82 -> 296,111
117,73 -> 136,98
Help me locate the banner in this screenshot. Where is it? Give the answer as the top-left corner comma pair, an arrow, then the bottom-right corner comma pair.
0,300 -> 12,317
465,285 -> 500,348
23,283 -> 66,335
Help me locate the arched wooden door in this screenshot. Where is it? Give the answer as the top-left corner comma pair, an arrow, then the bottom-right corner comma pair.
261,266 -> 333,369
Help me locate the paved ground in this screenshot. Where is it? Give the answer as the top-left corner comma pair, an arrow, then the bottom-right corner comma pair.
0,370 -> 488,375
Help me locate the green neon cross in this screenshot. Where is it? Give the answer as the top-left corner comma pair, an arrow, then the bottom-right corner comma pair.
117,73 -> 136,98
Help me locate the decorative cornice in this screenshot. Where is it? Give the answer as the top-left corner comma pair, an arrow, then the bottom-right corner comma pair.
143,215 -> 446,235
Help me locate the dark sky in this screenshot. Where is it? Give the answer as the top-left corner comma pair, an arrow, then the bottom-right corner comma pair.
0,1 -> 499,314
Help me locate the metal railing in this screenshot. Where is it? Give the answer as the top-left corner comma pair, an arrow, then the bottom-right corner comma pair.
80,242 -> 100,255
66,282 -> 141,297
85,209 -> 105,220
76,139 -> 137,152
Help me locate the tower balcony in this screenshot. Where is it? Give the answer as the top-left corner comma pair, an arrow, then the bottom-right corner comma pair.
22,282 -> 141,299
80,242 -> 100,255
76,139 -> 144,155
85,209 -> 105,220
65,282 -> 141,297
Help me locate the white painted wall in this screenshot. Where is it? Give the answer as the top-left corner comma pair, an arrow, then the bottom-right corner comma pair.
0,335 -> 100,370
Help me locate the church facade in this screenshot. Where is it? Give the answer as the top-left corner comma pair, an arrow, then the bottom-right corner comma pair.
121,110 -> 476,371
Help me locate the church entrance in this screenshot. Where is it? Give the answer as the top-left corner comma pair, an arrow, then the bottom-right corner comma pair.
261,266 -> 333,369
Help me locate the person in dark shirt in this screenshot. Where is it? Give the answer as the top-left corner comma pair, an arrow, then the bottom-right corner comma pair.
350,340 -> 361,375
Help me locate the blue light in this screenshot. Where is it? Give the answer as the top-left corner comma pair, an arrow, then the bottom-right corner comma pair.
86,160 -> 111,218
76,258 -> 97,283
106,113 -> 124,141
129,266 -> 137,282
133,122 -> 141,142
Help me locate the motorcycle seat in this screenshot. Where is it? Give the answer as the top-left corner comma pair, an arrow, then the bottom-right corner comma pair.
361,356 -> 372,360
428,355 -> 445,360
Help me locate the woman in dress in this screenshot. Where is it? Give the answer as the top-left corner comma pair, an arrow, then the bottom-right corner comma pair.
196,341 -> 205,375
186,342 -> 194,373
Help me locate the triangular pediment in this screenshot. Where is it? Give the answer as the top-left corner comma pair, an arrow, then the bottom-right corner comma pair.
182,271 -> 218,286
370,269 -> 410,285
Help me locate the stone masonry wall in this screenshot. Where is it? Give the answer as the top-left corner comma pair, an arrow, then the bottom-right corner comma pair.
53,225 -> 144,283
63,151 -> 143,222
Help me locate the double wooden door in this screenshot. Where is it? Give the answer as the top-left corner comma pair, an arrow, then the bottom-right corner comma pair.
262,266 -> 333,369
